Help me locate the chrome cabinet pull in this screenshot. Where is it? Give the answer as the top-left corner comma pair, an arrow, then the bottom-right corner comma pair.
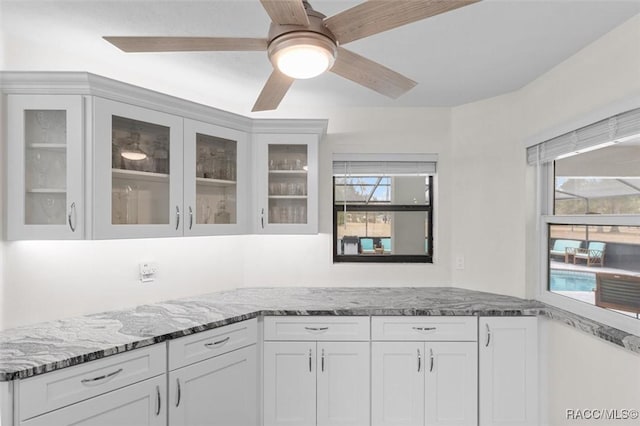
175,378 -> 181,407
261,208 -> 265,229
485,323 -> 491,347
412,326 -> 436,332
429,348 -> 434,372
309,349 -> 312,372
321,348 -> 325,372
175,206 -> 181,230
68,202 -> 77,232
304,326 -> 329,332
156,385 -> 161,416
80,368 -> 123,385
188,206 -> 193,230
417,348 -> 421,372
204,336 -> 230,348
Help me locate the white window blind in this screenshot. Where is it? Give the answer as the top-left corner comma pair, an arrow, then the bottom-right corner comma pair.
333,154 -> 437,176
526,107 -> 640,165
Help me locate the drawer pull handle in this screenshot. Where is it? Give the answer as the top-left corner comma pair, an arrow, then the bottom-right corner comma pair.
204,336 -> 231,348
417,348 -> 421,372
429,348 -> 434,372
412,326 -> 437,332
80,368 -> 123,385
321,348 -> 325,372
304,326 -> 329,332
156,385 -> 161,416
176,378 -> 181,407
309,349 -> 313,372
485,323 -> 491,347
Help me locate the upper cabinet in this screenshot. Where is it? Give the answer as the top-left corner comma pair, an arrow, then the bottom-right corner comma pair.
1,72 -> 326,240
254,133 -> 319,234
93,97 -> 184,239
6,95 -> 84,240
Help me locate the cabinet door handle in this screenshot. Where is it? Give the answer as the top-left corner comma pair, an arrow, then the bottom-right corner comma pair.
188,206 -> 193,230
412,326 -> 436,332
429,348 -> 434,372
417,348 -> 421,372
321,348 -> 325,372
80,368 -> 123,385
175,206 -> 181,230
304,326 -> 329,332
68,202 -> 77,232
309,349 -> 313,372
156,385 -> 161,416
485,323 -> 491,347
204,336 -> 230,348
175,378 -> 181,407
261,208 -> 265,229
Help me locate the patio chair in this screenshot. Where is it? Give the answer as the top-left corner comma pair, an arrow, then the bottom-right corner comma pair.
360,238 -> 375,254
573,242 -> 606,267
381,238 -> 391,253
549,239 -> 582,263
595,272 -> 640,316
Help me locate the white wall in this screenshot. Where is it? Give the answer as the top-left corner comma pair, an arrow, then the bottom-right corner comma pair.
539,318 -> 640,425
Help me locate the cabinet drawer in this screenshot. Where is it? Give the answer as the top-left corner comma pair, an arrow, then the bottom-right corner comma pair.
264,316 -> 370,341
371,316 -> 477,341
19,344 -> 166,421
168,319 -> 257,370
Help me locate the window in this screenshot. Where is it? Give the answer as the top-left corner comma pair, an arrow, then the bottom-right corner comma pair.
332,155 -> 435,263
528,107 -> 640,332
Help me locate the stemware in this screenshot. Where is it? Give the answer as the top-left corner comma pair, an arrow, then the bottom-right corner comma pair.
35,111 -> 52,143
40,196 -> 59,224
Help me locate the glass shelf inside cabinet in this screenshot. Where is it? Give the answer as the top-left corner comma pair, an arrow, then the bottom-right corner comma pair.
111,116 -> 170,225
24,110 -> 68,225
268,144 -> 308,224
195,133 -> 237,225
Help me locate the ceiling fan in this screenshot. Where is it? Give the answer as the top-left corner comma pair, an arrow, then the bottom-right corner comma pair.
104,0 -> 480,112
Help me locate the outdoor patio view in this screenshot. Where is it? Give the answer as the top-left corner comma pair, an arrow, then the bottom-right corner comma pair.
550,139 -> 640,319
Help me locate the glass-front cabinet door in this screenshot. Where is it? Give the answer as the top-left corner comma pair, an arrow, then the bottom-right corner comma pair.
255,133 -> 318,234
6,95 -> 84,240
183,119 -> 248,236
93,98 -> 183,239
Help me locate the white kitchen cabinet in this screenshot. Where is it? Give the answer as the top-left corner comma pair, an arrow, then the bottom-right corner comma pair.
6,94 -> 84,240
93,97 -> 184,239
479,317 -> 538,426
263,341 -> 317,426
254,133 -> 319,234
169,345 -> 257,426
371,317 -> 478,426
183,119 -> 248,235
20,375 -> 166,426
264,341 -> 369,426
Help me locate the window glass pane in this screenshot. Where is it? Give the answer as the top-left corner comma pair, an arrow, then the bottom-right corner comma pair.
548,224 -> 640,320
336,211 -> 429,256
334,176 -> 428,205
554,140 -> 640,215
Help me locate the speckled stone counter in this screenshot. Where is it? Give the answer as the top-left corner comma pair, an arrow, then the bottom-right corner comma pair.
0,287 -> 637,381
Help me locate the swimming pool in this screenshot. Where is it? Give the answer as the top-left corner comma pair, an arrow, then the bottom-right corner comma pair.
550,269 -> 596,292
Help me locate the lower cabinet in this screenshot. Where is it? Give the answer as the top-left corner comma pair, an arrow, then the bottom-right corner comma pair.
21,375 -> 166,426
479,317 -> 538,426
169,345 -> 257,426
263,341 -> 370,426
371,341 -> 478,426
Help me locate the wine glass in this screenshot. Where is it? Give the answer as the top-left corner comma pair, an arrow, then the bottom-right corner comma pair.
35,111 -> 53,143
40,196 -> 59,224
32,151 -> 50,188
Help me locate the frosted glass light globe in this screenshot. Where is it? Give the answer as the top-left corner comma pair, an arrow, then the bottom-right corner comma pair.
276,44 -> 334,79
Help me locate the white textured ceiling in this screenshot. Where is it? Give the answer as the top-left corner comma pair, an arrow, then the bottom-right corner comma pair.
1,0 -> 639,115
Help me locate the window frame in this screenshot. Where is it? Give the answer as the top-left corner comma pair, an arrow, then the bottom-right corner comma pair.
536,152 -> 640,336
332,175 -> 434,263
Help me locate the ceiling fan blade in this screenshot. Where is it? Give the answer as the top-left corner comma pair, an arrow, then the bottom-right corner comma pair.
324,0 -> 481,45
103,37 -> 268,52
252,70 -> 295,112
259,0 -> 310,26
330,47 -> 416,99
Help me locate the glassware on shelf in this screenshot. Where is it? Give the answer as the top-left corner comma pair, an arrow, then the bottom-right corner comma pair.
35,111 -> 53,143
40,196 -> 59,224
214,199 -> 231,224
32,151 -> 50,188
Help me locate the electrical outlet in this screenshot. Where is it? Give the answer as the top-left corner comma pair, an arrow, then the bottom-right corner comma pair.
455,255 -> 465,270
139,262 -> 158,283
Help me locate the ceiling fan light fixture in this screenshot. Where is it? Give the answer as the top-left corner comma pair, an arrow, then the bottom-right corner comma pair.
268,32 -> 337,80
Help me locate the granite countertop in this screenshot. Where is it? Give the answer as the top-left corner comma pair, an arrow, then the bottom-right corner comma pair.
0,287 -> 638,381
